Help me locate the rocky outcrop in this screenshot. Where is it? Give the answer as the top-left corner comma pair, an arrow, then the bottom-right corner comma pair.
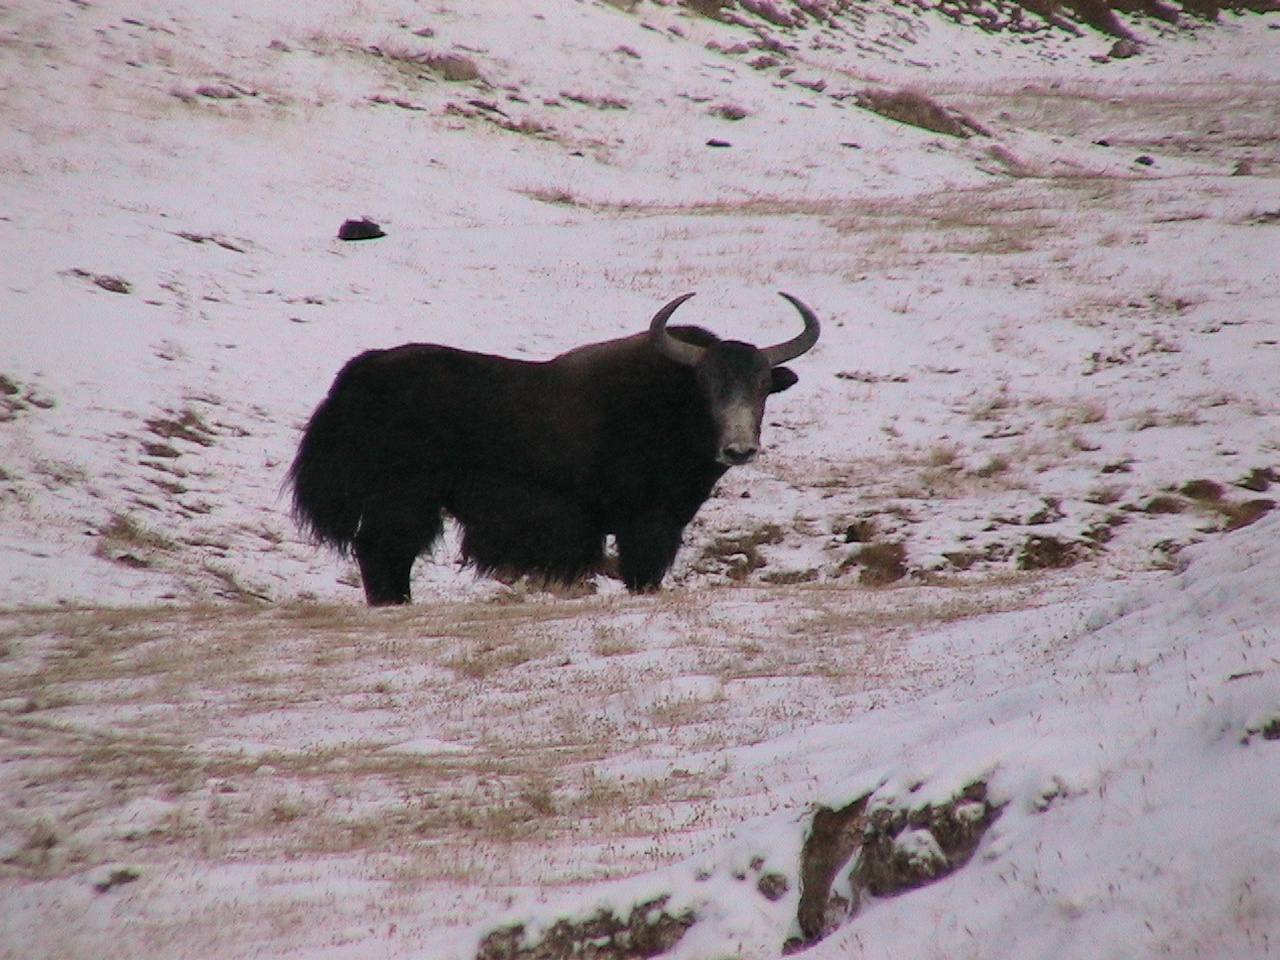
473,781 -> 1000,960
789,780 -> 1000,951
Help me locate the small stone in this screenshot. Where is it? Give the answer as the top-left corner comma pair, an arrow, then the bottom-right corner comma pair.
93,274 -> 132,294
757,872 -> 789,901
338,218 -> 386,241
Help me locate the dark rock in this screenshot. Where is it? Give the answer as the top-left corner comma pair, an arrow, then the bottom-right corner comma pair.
338,218 -> 386,241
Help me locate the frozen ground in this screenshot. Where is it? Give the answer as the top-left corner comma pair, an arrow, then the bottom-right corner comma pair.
2,1 -> 1279,958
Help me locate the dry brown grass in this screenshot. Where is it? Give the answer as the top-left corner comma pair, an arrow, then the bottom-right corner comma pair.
0,559 -> 1086,960
855,87 -> 988,139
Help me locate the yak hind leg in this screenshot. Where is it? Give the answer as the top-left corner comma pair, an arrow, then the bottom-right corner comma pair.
614,513 -> 685,593
451,478 -> 604,586
352,490 -> 445,606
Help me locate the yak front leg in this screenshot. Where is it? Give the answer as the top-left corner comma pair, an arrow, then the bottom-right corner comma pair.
614,513 -> 685,593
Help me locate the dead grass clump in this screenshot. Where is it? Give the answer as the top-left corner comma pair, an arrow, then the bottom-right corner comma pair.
204,563 -> 270,603
6,816 -> 63,872
696,523 -> 785,580
709,102 -> 750,121
447,102 -> 555,139
96,513 -> 175,568
1016,534 -> 1086,570
943,542 -> 1014,571
1143,494 -> 1187,515
145,408 -> 216,447
518,775 -> 558,817
681,0 -> 733,16
1053,399 -> 1108,428
590,626 -> 640,658
365,41 -> 482,83
1219,498 -> 1274,531
975,454 -> 1012,479
443,637 -> 552,679
425,53 -> 482,82
1086,483 -> 1125,505
1235,467 -> 1276,492
855,88 -> 987,139
843,541 -> 908,586
30,457 -> 88,488
968,386 -> 1013,422
1180,478 -> 1224,501
520,185 -> 588,207
560,91 -> 629,110
0,374 -> 55,421
761,568 -> 819,585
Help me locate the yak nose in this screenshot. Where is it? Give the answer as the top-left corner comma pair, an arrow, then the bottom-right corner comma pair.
720,443 -> 758,466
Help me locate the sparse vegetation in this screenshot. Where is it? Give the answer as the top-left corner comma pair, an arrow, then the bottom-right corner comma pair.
695,523 -> 785,580
95,513 -> 175,568
843,541 -> 908,585
855,87 -> 987,139
146,408 -> 217,447
0,374 -> 55,421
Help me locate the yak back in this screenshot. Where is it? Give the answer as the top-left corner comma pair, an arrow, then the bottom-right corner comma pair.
322,325 -> 727,523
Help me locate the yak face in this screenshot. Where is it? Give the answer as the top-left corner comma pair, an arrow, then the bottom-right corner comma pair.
696,341 -> 799,466
650,292 -> 819,467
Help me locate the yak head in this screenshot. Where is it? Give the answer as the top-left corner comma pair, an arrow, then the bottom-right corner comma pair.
649,292 -> 821,467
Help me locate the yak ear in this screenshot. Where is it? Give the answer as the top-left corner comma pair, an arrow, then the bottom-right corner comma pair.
770,366 -> 799,393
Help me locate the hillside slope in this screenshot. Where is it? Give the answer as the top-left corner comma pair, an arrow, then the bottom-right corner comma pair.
2,2 -> 1280,959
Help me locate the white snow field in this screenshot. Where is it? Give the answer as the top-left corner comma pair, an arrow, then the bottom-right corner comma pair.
2,1 -> 1279,958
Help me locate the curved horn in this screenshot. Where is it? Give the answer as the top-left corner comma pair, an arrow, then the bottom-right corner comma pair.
649,292 -> 704,367
761,292 -> 821,367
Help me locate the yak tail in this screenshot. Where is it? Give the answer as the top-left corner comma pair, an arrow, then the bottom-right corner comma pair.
287,374 -> 367,555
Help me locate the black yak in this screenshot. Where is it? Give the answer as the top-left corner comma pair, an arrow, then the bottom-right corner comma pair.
288,292 -> 820,605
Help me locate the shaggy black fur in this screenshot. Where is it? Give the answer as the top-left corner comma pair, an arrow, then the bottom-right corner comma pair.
289,325 -> 804,604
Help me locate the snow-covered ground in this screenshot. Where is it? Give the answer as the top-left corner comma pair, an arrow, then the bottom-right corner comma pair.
2,1 -> 1279,957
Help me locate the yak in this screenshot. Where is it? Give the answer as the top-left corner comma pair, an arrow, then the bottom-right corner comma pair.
288,292 -> 820,605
